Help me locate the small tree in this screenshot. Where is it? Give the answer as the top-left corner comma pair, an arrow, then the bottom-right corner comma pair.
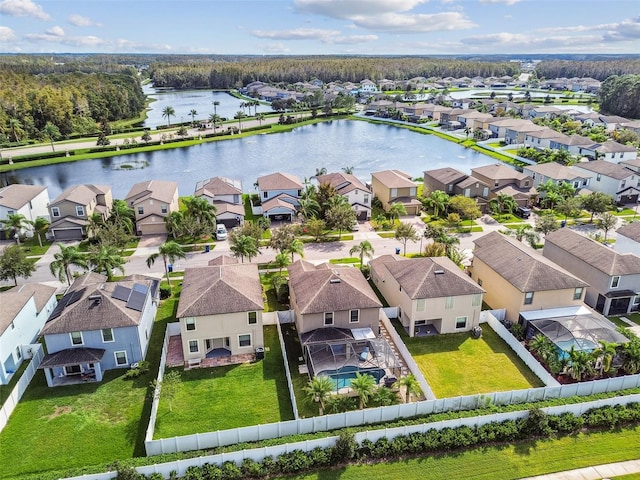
32,217 -> 50,247
0,245 -> 36,286
285,238 -> 305,262
141,131 -> 152,143
393,374 -> 423,403
349,373 -> 377,410
303,375 -> 334,415
581,192 -> 613,223
229,233 -> 259,263
395,222 -> 419,255
535,213 -> 559,236
349,240 -> 374,270
152,370 -> 181,413
305,217 -> 326,241
146,241 -> 187,286
268,224 -> 297,253
325,204 -> 356,240
50,244 -> 88,285
597,212 -> 617,241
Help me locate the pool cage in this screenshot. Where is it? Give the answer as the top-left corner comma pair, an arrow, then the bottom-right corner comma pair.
300,327 -> 402,382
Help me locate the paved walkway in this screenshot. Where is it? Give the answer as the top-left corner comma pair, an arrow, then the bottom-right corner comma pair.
520,458 -> 640,480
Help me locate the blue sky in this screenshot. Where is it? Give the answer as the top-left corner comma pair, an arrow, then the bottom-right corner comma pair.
1,0 -> 638,55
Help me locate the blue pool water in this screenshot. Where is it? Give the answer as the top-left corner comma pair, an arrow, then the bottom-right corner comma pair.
318,365 -> 385,390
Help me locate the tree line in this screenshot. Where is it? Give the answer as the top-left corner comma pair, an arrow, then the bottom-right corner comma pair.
597,74 -> 640,119
536,59 -> 640,81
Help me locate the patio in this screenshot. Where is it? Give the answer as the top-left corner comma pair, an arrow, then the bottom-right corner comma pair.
166,334 -> 256,369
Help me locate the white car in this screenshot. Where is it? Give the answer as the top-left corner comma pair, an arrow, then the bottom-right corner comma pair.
215,224 -> 228,240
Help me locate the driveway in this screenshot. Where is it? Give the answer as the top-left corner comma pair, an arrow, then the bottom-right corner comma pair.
137,234 -> 167,248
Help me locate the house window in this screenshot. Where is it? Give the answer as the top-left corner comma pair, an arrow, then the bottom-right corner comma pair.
633,296 -> 640,306
621,180 -> 626,189
364,195 -> 369,203
188,340 -> 198,353
391,188 -> 398,198
248,311 -> 257,325
137,206 -> 144,215
324,312 -> 334,326
114,351 -> 128,366
102,328 -> 114,343
524,292 -> 534,305
10,321 -> 14,330
597,174 -> 601,181
409,187 -> 416,196
161,204 -> 168,214
238,334 -> 252,347
263,191 -> 268,199
494,180 -> 499,187
445,296 -> 454,309
185,318 -> 196,331
15,346 -> 21,361
455,316 -> 468,329
76,206 -> 85,216
70,331 -> 83,346
573,287 -> 584,301
472,294 -> 482,307
611,276 -> 620,288
51,207 -> 60,217
349,309 -> 359,323
524,181 -> 530,187
416,299 -> 426,312
465,188 -> 471,197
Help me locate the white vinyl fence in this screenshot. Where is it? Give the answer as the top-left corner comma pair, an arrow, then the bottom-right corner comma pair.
276,318 -> 300,419
0,344 -> 44,432
145,325 -> 173,445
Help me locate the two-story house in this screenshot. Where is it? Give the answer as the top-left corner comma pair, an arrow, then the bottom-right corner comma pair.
371,170 -> 421,215
578,140 -> 638,163
571,160 -> 639,204
39,273 -> 159,387
469,232 -> 588,321
0,184 -> 50,239
370,255 -> 484,337
256,172 -> 303,222
177,261 -> 264,366
548,134 -> 594,156
125,180 -> 179,235
524,128 -> 570,150
316,172 -> 372,220
471,163 -> 537,207
48,184 -> 112,240
194,176 -> 244,228
522,162 -> 591,192
614,222 -> 640,256
543,228 -> 640,316
423,167 -> 490,201
1,284 -> 57,384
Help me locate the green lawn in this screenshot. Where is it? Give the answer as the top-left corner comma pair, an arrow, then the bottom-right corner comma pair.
0,285 -> 180,479
153,325 -> 294,437
625,313 -> 640,325
609,316 -> 632,328
395,322 -> 543,397
492,214 -> 524,224
282,426 -> 640,480
260,272 -> 289,312
280,323 -> 318,418
19,236 -> 53,256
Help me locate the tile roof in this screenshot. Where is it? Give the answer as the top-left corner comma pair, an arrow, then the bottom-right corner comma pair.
544,228 -> 640,276
371,170 -> 416,189
572,160 -> 635,180
194,176 -> 242,197
0,184 -> 47,210
257,172 -> 303,191
423,167 -> 468,185
288,260 -> 382,314
125,180 -> 178,204
616,222 -> 640,243
473,231 -> 587,292
177,264 -> 263,317
0,283 -> 56,336
370,255 -> 484,299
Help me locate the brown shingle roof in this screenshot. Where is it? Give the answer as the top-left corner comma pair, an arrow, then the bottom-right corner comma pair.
288,260 -> 381,314
471,163 -> 529,181
50,184 -> 109,206
0,283 -> 56,336
423,167 -> 468,186
208,255 -> 239,266
0,184 -> 47,210
473,232 -> 587,292
194,176 -> 242,197
177,264 -> 263,317
370,255 -> 484,299
125,180 -> 178,204
257,172 -> 302,191
572,160 -> 635,180
525,162 -> 588,181
544,229 -> 640,276
617,222 -> 640,243
315,172 -> 370,195
371,170 -> 416,189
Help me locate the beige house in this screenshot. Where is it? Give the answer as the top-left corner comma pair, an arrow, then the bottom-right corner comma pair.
469,232 -> 588,321
370,255 -> 484,336
177,260 -> 264,364
48,184 -> 112,240
471,163 -> 537,207
371,170 -> 421,215
125,180 -> 179,235
288,259 -> 382,336
194,176 -> 244,228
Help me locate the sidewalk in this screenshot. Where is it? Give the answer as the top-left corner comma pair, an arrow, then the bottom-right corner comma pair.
520,459 -> 640,480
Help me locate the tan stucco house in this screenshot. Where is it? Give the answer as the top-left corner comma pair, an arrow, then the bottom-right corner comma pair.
125,180 -> 179,235
48,184 -> 112,240
371,170 -> 421,215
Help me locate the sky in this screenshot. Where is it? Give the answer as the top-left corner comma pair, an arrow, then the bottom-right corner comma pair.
0,0 -> 639,55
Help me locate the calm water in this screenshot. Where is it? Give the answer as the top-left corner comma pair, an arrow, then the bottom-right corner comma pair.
7,120 -> 499,199
142,85 -> 271,128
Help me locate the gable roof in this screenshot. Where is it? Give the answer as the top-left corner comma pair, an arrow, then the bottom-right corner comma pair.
0,184 -> 47,210
616,222 -> 640,243
572,160 -> 635,180
288,260 -> 382,314
50,184 -> 110,207
371,170 -> 416,189
315,172 -> 371,195
41,274 -> 158,335
0,283 -> 57,336
544,229 -> 640,276
370,255 -> 484,299
473,231 -> 587,292
125,180 -> 178,204
592,140 -> 638,153
471,163 -> 529,181
257,172 -> 303,191
524,162 -> 589,181
177,264 -> 263,317
194,176 -> 242,198
208,255 -> 240,266
424,167 -> 468,186
262,193 -> 298,213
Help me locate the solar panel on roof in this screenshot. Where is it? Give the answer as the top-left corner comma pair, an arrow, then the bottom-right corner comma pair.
126,290 -> 146,311
112,285 -> 131,302
132,283 -> 148,294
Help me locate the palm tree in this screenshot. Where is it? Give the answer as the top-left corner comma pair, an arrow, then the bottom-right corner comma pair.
32,217 -> 50,247
146,241 -> 186,286
425,190 -> 449,217
501,225 -> 540,248
303,375 -> 334,415
423,242 -> 446,257
298,196 -> 320,220
229,233 -> 258,263
313,167 -> 327,178
273,252 -> 290,278
285,238 -> 305,262
88,245 -> 125,281
622,340 -> 640,374
162,106 -> 176,127
256,113 -> 265,126
388,202 -> 407,221
568,346 -> 595,382
43,122 -> 60,152
1,213 -> 30,244
395,223 -> 418,256
529,334 -> 555,363
595,340 -> 618,374
342,166 -> 354,174
8,118 -> 24,143
349,240 -> 374,271
208,113 -> 221,130
109,199 -> 135,234
189,109 -> 198,126
393,374 -> 423,404
349,372 -> 377,410
234,111 -> 246,130
49,244 -> 87,285
212,100 -> 220,116
542,191 -> 562,211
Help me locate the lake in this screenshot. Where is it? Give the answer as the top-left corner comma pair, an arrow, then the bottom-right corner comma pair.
6,120 -> 501,199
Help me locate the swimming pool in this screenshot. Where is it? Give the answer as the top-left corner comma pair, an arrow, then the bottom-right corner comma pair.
317,365 -> 386,390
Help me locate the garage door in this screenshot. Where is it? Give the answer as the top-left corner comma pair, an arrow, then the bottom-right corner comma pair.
139,223 -> 167,235
53,228 -> 83,240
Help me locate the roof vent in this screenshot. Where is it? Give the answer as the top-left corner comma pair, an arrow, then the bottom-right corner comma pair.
434,270 -> 445,275
88,294 -> 102,303
330,278 -> 341,284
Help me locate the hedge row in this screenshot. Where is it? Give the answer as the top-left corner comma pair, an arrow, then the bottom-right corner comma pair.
114,403 -> 640,480
3,149 -> 76,164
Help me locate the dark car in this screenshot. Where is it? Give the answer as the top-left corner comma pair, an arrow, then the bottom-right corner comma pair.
515,206 -> 531,219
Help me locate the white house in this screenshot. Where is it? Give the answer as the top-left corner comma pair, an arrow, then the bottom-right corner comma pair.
0,184 -> 50,238
315,172 -> 372,220
571,160 -> 639,204
523,162 -> 591,191
615,222 -> 640,256
578,140 -> 638,163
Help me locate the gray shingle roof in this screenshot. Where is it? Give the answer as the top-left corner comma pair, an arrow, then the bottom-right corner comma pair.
50,184 -> 109,207
177,264 -> 263,317
616,222 -> 640,243
0,283 -> 57,336
125,180 -> 178,204
473,231 -> 588,292
472,163 -> 529,181
257,172 -> 302,191
544,228 -> 640,276
371,170 -> 416,189
0,184 -> 47,210
194,176 -> 242,197
524,162 -> 588,181
288,260 -> 382,314
315,172 -> 371,195
370,255 -> 484,299
571,160 -> 634,180
423,167 -> 468,185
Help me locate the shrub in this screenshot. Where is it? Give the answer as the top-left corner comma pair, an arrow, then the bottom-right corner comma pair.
123,360 -> 149,379
159,284 -> 172,299
332,431 -> 357,463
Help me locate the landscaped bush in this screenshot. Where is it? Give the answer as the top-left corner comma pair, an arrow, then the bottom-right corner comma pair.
123,360 -> 150,379
159,284 -> 172,299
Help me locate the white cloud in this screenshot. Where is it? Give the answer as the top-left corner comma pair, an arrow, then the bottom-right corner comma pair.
294,0 -> 429,18
327,34 -> 378,44
479,0 -> 521,5
251,28 -> 341,40
0,0 -> 49,20
0,26 -> 16,42
46,26 -> 65,37
25,32 -> 105,47
354,12 -> 476,32
257,42 -> 291,54
68,14 -> 99,27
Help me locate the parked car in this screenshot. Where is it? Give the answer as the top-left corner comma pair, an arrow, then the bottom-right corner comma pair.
350,222 -> 360,231
215,224 -> 228,240
515,206 -> 531,219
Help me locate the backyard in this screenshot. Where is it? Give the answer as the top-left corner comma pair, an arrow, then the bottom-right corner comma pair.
394,321 -> 544,397
153,325 -> 294,437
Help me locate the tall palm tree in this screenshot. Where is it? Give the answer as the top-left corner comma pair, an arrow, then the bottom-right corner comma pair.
256,112 -> 265,126
393,374 -> 422,403
8,118 -> 24,143
234,111 -> 246,130
349,373 -> 377,410
109,199 -> 135,234
395,222 -> 418,255
43,122 -> 60,152
349,240 -> 374,271
208,113 -> 221,130
298,196 -> 320,220
189,109 -> 198,126
88,245 -> 125,281
146,241 -> 186,286
285,238 -> 305,262
229,234 -> 258,263
313,167 -> 327,178
49,244 -> 88,285
162,106 -> 176,127
212,100 -> 220,116
501,225 -> 540,248
595,340 -> 618,374
342,166 -> 354,174
303,375 -> 334,415
1,213 -> 30,244
425,190 -> 449,217
568,346 -> 595,382
273,252 -> 290,278
32,217 -> 50,247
